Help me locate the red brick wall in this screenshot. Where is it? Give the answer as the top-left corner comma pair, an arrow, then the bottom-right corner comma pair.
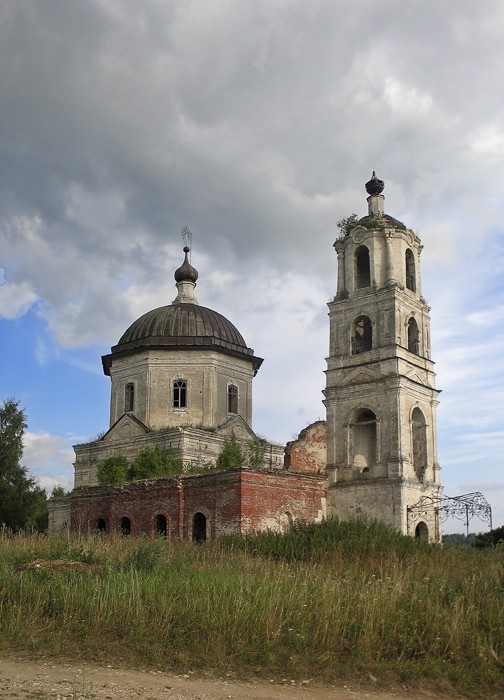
70,468 -> 326,540
240,470 -> 326,533
284,421 -> 327,474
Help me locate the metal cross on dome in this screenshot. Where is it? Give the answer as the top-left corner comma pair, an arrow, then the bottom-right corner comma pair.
182,226 -> 192,249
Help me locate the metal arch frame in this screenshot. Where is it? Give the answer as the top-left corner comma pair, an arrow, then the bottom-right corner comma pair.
407,492 -> 492,537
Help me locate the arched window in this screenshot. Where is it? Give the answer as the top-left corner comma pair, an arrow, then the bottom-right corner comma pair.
173,379 -> 187,408
124,383 -> 135,413
407,317 -> 420,354
155,513 -> 167,539
412,407 -> 427,481
228,384 -> 238,414
95,518 -> 107,532
405,249 -> 416,292
120,516 -> 131,536
354,245 -> 371,289
192,512 -> 207,543
351,409 -> 377,472
352,316 -> 372,354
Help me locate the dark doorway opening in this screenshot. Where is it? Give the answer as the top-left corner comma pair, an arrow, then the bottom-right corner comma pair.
96,518 -> 106,532
120,516 -> 131,536
155,514 -> 167,539
415,521 -> 429,541
192,512 -> 207,543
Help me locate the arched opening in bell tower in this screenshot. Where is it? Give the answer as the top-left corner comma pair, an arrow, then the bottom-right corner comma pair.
351,409 -> 377,472
412,408 -> 427,481
228,384 -> 238,414
407,317 -> 420,354
124,383 -> 135,413
352,316 -> 372,354
405,249 -> 416,292
354,246 -> 371,289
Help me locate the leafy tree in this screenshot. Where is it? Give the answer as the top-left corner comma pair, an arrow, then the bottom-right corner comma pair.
442,532 -> 476,547
473,525 -> 504,549
246,439 -> 267,467
128,446 -> 183,481
51,485 -> 67,497
26,486 -> 49,531
0,398 -> 46,531
97,456 -> 129,485
336,213 -> 358,237
216,432 -> 244,470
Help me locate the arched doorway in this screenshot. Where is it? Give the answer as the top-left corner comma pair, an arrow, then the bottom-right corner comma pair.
154,513 -> 168,539
192,512 -> 207,543
120,516 -> 131,536
155,514 -> 167,539
95,518 -> 107,532
415,521 -> 429,541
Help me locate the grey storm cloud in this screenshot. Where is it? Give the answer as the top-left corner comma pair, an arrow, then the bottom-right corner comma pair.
2,1 -> 504,525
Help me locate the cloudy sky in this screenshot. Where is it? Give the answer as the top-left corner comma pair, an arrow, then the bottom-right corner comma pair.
1,0 -> 503,533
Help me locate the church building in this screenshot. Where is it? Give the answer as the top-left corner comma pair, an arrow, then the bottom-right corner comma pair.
49,174 -> 442,543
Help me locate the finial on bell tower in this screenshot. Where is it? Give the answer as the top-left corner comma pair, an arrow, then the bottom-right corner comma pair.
365,171 -> 385,217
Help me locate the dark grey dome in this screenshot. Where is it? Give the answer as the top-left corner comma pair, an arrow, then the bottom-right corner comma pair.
119,303 -> 246,347
102,303 -> 263,375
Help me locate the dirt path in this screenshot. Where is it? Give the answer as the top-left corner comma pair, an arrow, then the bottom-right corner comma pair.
0,656 -> 465,700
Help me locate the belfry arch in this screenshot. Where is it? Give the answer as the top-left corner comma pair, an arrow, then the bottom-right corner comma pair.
352,316 -> 372,354
405,249 -> 416,291
411,407 -> 427,481
407,317 -> 419,354
350,409 -> 377,472
354,245 -> 371,289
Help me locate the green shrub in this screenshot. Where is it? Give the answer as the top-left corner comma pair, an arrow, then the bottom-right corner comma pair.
97,456 -> 129,485
216,432 -> 244,470
127,446 -> 183,481
221,517 -> 431,562
246,439 -> 267,467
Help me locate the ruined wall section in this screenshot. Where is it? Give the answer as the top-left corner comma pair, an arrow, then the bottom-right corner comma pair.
284,421 -> 327,475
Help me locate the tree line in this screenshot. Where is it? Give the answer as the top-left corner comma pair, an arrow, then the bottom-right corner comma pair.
0,398 -> 48,531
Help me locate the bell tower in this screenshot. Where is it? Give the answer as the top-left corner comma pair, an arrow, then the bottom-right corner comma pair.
324,173 -> 442,541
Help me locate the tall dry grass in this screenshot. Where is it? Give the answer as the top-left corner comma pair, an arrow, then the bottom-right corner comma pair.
0,521 -> 502,694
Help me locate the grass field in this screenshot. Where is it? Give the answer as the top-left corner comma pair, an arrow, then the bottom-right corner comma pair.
0,520 -> 502,695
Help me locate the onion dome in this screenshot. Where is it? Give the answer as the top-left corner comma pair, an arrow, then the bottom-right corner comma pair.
174,246 -> 198,283
365,171 -> 385,196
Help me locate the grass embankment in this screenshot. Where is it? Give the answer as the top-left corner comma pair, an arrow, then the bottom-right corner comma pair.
0,520 -> 503,695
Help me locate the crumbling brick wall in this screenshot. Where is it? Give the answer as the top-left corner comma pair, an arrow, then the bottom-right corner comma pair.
284,420 -> 327,475
70,468 -> 326,540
